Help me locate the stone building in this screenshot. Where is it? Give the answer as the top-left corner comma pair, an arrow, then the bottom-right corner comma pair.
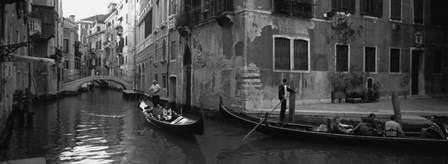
168,0 -> 448,112
63,15 -> 80,82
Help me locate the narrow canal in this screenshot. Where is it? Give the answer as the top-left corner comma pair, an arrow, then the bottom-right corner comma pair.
1,89 -> 447,164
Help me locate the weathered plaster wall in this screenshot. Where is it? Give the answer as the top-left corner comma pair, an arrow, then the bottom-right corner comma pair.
187,13 -> 246,110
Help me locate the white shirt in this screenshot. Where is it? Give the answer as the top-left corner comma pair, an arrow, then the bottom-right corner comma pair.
150,84 -> 162,96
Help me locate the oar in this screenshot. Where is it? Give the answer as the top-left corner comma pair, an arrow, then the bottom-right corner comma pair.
242,98 -> 287,141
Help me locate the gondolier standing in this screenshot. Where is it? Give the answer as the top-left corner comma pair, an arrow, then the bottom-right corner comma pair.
278,79 -> 295,123
150,80 -> 162,107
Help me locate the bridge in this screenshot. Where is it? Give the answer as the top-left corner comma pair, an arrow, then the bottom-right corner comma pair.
63,76 -> 131,92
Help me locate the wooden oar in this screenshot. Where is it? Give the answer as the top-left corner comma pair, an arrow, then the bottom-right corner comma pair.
242,98 -> 287,141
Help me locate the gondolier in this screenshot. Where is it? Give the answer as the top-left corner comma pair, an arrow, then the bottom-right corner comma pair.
278,79 -> 295,123
150,80 -> 162,107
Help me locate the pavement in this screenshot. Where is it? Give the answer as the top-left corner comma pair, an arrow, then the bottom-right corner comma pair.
247,97 -> 448,126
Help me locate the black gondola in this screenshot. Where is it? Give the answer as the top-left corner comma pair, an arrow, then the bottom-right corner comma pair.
219,98 -> 448,149
139,101 -> 204,135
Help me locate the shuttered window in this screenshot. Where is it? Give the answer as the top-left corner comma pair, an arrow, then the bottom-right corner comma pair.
414,0 -> 423,24
336,44 -> 349,72
274,37 -> 310,71
144,10 -> 153,37
294,40 -> 309,71
275,38 -> 291,70
360,0 -> 383,18
332,0 -> 356,14
390,0 -> 401,20
390,48 -> 400,73
365,47 -> 376,72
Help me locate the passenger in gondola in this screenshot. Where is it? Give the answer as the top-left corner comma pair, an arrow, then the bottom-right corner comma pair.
384,115 -> 404,137
152,104 -> 164,120
351,117 -> 370,135
163,107 -> 173,121
366,113 -> 384,136
329,116 -> 353,134
421,115 -> 446,139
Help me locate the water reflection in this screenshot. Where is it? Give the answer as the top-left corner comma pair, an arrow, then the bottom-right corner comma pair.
2,88 -> 448,164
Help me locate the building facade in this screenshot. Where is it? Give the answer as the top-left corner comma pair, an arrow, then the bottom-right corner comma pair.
167,0 -> 448,111
63,15 -> 80,82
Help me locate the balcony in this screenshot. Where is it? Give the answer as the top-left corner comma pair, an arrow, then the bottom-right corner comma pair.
179,0 -> 234,27
273,0 -> 315,19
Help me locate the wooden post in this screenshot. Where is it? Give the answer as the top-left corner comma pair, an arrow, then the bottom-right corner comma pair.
392,92 -> 402,123
288,89 -> 296,123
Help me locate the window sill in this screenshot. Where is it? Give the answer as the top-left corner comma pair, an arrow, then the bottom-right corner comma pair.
363,15 -> 378,20
389,72 -> 402,75
389,19 -> 402,23
273,70 -> 310,73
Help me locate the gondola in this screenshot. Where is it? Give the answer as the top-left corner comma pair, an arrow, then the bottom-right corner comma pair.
219,98 -> 448,149
139,101 -> 204,135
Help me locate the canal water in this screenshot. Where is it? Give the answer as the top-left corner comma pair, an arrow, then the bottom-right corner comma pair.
1,89 -> 448,164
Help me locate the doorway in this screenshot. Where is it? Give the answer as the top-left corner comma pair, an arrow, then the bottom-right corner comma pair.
169,76 -> 176,103
184,46 -> 192,110
411,49 -> 425,95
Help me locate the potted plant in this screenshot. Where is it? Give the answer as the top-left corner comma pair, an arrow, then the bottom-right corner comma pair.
345,65 -> 368,103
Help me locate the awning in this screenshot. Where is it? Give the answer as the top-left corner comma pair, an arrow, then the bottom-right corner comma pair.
12,54 -> 55,65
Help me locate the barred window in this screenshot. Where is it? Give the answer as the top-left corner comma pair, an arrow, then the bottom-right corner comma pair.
274,37 -> 310,71
390,48 -> 400,73
336,44 -> 349,72
365,47 -> 376,72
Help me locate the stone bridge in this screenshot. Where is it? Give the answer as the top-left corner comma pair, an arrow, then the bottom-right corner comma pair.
63,76 -> 131,92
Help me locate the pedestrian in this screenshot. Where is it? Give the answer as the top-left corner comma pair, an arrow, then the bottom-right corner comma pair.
384,115 -> 404,137
150,80 -> 162,107
278,79 -> 295,123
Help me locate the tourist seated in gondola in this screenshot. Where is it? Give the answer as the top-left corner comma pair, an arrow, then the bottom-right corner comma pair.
351,117 -> 370,135
421,115 -> 446,139
366,113 -> 384,136
329,116 -> 353,134
162,107 -> 173,121
384,115 -> 404,137
152,104 -> 164,120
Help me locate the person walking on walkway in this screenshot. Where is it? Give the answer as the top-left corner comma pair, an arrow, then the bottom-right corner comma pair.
278,79 -> 295,123
150,80 -> 162,107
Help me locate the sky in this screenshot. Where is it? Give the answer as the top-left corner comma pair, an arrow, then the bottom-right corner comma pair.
62,0 -> 119,21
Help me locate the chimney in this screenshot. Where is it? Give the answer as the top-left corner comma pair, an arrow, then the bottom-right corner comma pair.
69,15 -> 75,22
108,3 -> 117,13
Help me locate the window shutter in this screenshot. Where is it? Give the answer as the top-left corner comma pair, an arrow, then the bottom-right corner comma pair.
331,0 -> 338,11
376,0 -> 383,18
349,0 -> 356,14
360,0 -> 366,15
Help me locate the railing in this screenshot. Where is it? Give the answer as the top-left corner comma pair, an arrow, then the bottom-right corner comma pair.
180,0 -> 234,27
273,0 -> 314,19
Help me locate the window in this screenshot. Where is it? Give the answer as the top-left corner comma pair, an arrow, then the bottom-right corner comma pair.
162,73 -> 167,88
144,10 -> 153,37
336,44 -> 349,72
361,0 -> 383,17
154,74 -> 158,83
63,39 -> 69,53
273,0 -> 314,18
65,60 -> 69,69
434,51 -> 442,74
332,0 -> 356,14
389,48 -> 400,73
162,40 -> 166,61
413,0 -> 423,24
169,0 -> 176,16
170,41 -> 176,61
364,47 -> 376,72
274,37 -> 310,71
125,36 -> 128,46
126,14 -> 128,24
390,0 -> 401,20
97,26 -> 100,32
